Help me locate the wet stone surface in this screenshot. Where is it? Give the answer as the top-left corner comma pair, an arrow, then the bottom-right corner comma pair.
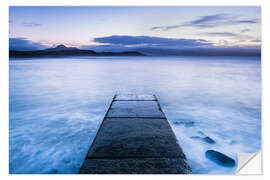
87,118 -> 185,158
79,158 -> 191,174
80,94 -> 191,174
107,101 -> 165,118
114,94 -> 157,101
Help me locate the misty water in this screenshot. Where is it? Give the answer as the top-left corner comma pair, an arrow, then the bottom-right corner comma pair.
9,56 -> 261,174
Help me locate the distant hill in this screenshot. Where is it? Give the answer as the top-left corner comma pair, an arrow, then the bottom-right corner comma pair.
44,45 -> 79,51
9,44 -> 145,58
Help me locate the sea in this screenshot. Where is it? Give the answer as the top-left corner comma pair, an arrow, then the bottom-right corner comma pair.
9,56 -> 261,174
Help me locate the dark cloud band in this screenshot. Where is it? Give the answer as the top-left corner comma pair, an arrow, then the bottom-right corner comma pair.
9,36 -> 261,56
151,14 -> 259,31
82,35 -> 261,56
9,37 -> 47,51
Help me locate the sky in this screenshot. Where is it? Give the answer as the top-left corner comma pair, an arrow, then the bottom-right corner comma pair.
9,6 -> 261,55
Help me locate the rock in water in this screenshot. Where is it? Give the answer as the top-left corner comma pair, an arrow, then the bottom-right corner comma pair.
190,136 -> 216,144
203,137 -> 216,144
190,136 -> 201,139
173,120 -> 195,127
205,150 -> 235,167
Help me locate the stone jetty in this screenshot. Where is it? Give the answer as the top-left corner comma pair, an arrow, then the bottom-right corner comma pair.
79,94 -> 191,174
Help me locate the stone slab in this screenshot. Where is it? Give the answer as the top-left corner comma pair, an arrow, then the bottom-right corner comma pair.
87,118 -> 185,158
115,94 -> 156,101
79,157 -> 192,174
80,94 -> 191,174
107,101 -> 165,118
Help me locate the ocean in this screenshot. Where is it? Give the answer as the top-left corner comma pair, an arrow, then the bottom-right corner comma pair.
9,56 -> 261,174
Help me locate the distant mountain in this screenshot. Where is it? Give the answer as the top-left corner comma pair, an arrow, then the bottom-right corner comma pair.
44,44 -> 79,51
9,44 -> 145,58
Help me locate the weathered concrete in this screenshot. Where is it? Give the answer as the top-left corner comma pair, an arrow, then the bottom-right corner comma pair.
114,94 -> 157,101
80,158 -> 191,174
107,101 -> 165,118
79,94 -> 191,174
86,118 -> 184,158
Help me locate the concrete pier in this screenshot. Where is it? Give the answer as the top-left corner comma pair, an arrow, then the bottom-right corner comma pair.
79,94 -> 191,174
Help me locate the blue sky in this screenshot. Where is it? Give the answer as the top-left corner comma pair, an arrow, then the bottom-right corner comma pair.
9,6 -> 261,55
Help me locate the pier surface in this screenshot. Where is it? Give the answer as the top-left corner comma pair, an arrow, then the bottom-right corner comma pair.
79,94 -> 191,174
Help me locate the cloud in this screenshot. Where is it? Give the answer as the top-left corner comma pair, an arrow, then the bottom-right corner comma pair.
151,14 -> 259,31
9,37 -> 48,51
93,35 -> 211,47
81,35 -> 260,56
185,14 -> 228,28
250,39 -> 261,43
201,31 -> 256,40
234,20 -> 257,24
202,32 -> 238,37
22,22 -> 42,27
241,29 -> 251,33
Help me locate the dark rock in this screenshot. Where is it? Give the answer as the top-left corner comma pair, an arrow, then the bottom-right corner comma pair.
197,130 -> 205,136
190,136 -> 215,144
202,137 -> 216,144
50,169 -> 58,174
173,121 -> 195,127
205,150 -> 235,167
190,136 -> 201,139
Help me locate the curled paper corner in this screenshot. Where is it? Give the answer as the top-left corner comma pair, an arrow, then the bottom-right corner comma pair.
236,151 -> 262,175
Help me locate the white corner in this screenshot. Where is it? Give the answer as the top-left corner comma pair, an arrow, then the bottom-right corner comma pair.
236,151 -> 262,175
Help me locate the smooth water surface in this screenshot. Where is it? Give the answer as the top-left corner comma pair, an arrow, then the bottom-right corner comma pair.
9,56 -> 261,174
